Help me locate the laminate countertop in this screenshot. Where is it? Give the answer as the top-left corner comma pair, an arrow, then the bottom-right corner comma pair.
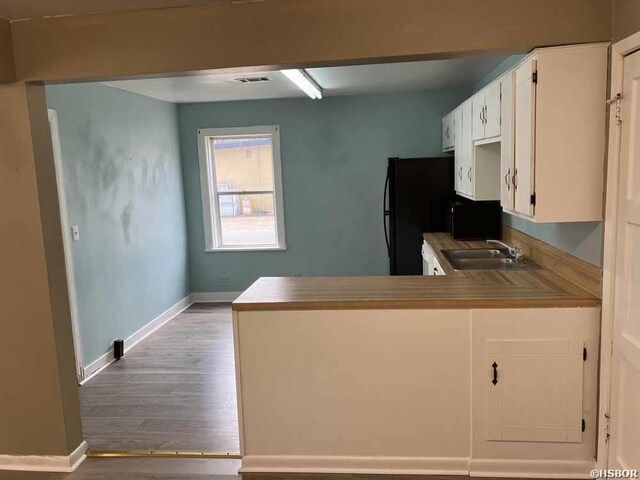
232,233 -> 600,311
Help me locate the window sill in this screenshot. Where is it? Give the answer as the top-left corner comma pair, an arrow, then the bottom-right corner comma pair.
205,245 -> 287,253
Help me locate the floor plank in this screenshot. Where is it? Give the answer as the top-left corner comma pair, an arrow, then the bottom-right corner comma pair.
0,458 -> 241,479
79,303 -> 240,453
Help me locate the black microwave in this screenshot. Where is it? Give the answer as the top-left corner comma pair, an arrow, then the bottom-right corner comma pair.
448,199 -> 501,240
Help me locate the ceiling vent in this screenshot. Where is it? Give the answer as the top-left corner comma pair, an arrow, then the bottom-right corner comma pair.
234,77 -> 271,84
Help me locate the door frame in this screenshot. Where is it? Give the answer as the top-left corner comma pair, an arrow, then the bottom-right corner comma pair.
48,108 -> 85,382
597,31 -> 640,469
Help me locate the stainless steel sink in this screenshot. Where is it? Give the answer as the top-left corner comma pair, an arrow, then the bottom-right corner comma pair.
442,248 -> 539,271
444,248 -> 507,259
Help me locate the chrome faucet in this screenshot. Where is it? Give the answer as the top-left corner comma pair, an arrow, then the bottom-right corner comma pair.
487,240 -> 524,262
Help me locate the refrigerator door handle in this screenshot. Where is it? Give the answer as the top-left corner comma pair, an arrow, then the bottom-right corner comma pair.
383,170 -> 391,257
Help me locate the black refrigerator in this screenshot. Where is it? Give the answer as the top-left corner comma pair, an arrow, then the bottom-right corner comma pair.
384,156 -> 454,275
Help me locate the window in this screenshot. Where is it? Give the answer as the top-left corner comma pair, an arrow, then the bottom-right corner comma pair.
197,126 -> 286,251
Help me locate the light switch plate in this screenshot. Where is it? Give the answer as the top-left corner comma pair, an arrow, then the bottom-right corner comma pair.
71,225 -> 80,242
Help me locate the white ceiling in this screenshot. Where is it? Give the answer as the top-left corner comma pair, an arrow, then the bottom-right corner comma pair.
103,56 -> 507,104
104,70 -> 304,104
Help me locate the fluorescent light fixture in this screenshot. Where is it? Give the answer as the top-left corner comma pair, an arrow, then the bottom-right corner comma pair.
281,69 -> 323,99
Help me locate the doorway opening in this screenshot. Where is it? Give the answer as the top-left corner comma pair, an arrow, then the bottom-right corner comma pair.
47,52 -> 515,457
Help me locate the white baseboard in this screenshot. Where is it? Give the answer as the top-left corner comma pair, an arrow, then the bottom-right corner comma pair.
470,458 -> 596,478
0,441 -> 87,472
240,455 -> 470,475
192,291 -> 242,303
81,295 -> 193,383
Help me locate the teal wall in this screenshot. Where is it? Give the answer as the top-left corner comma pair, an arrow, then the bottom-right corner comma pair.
474,55 -> 604,267
503,215 -> 602,266
474,55 -> 527,92
46,84 -> 190,366
178,89 -> 470,292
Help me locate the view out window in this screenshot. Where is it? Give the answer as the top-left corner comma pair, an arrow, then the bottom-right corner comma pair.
197,126 -> 286,251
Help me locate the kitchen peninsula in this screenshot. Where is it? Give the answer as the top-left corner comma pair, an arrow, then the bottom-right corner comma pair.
232,228 -> 602,478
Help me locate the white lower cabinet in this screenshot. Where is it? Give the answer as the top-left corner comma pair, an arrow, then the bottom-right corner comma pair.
486,338 -> 585,443
470,308 -> 601,477
432,256 -> 445,275
236,306 -> 601,477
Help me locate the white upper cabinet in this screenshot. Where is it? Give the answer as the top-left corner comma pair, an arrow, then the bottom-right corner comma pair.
472,94 -> 486,141
452,100 -> 474,197
443,43 -> 607,222
442,111 -> 454,151
453,106 -> 464,192
472,82 -> 501,141
449,98 -> 499,201
513,57 -> 536,217
461,100 -> 474,196
508,44 -> 607,222
462,97 -> 501,201
484,82 -> 501,139
499,74 -> 514,210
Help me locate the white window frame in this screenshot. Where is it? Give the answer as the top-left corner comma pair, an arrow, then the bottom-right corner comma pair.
197,125 -> 286,252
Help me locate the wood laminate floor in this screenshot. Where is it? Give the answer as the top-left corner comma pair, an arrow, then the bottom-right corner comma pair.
79,304 -> 240,453
0,457 -> 543,480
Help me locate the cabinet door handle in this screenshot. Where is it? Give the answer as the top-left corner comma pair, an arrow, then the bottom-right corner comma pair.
492,362 -> 498,386
505,167 -> 511,191
445,126 -> 450,139
459,166 -> 463,179
483,105 -> 487,124
467,166 -> 472,180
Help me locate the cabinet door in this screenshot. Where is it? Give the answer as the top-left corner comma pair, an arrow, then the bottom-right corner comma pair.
513,58 -> 537,216
442,112 -> 454,150
462,100 -> 474,196
500,74 -> 514,210
472,93 -> 485,141
484,82 -> 501,139
433,256 -> 446,275
486,339 -> 584,443
454,106 -> 464,192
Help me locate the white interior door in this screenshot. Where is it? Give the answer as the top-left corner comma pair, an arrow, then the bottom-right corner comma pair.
513,58 -> 536,216
608,49 -> 640,470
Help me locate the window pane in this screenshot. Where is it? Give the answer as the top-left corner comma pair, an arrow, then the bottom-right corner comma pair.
211,136 -> 274,192
218,193 -> 276,246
